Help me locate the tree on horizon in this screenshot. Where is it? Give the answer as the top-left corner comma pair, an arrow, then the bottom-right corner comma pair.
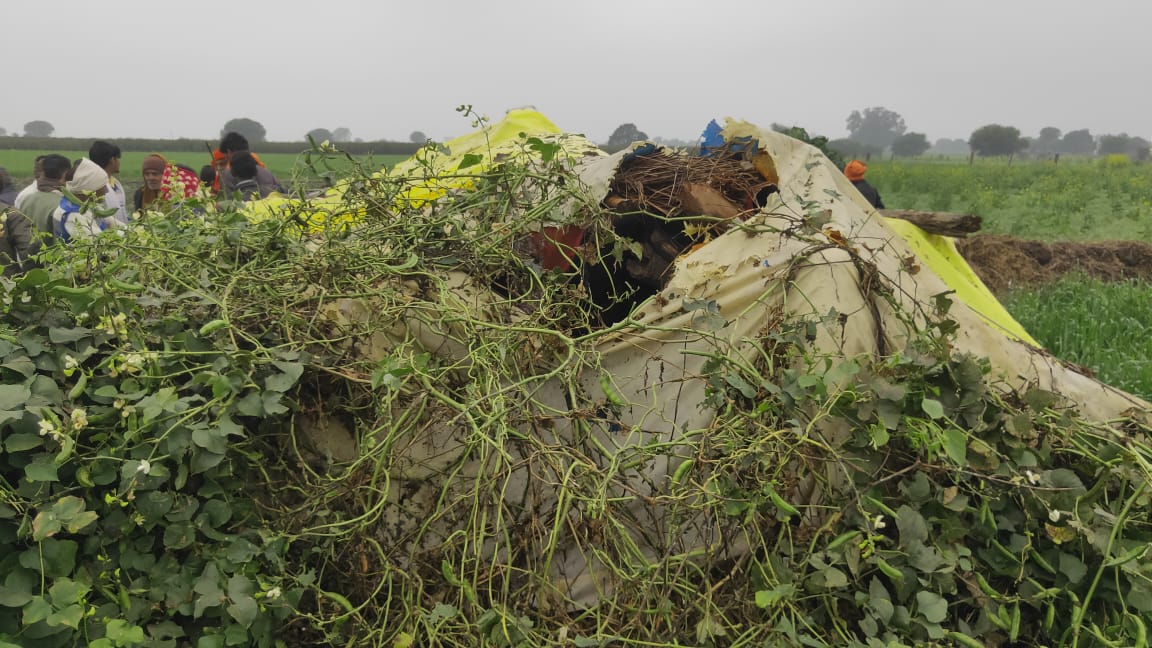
845,107 -> 907,151
221,118 -> 266,144
23,120 -> 54,138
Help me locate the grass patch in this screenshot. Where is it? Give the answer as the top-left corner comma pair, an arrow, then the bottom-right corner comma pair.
869,158 -> 1152,241
1003,274 -> 1152,399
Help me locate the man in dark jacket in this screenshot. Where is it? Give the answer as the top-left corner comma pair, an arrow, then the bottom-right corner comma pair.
213,132 -> 285,198
844,159 -> 885,209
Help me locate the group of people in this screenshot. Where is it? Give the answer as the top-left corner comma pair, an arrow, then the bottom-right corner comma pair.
0,133 -> 286,275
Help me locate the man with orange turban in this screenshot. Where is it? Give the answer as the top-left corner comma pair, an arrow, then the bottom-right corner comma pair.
843,159 -> 885,209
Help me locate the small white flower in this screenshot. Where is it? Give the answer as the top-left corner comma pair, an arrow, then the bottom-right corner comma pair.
873,515 -> 887,530
123,353 -> 145,373
70,408 -> 88,430
265,587 -> 282,600
63,355 -> 80,370
136,459 -> 151,475
19,294 -> 31,303
38,419 -> 57,437
1025,470 -> 1041,485
1048,509 -> 1061,523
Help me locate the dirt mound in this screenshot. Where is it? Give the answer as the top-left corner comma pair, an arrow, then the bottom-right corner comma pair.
956,235 -> 1152,294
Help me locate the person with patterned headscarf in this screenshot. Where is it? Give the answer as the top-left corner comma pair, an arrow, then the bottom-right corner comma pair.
133,154 -> 202,214
843,159 -> 885,209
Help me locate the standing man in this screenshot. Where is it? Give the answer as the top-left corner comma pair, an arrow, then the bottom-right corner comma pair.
15,154 -> 71,237
843,160 -> 885,209
13,155 -> 46,210
89,141 -> 130,225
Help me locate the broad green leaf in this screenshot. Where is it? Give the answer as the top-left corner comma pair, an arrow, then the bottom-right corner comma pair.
51,495 -> 86,521
1043,469 -> 1086,495
105,619 -> 146,645
199,499 -> 232,529
261,392 -> 288,415
900,472 -> 932,501
48,578 -> 89,606
66,511 -> 97,534
941,428 -> 967,464
20,539 -> 78,577
25,457 -> 59,483
870,376 -> 906,401
4,432 -> 42,452
896,505 -> 928,546
0,568 -> 37,607
877,400 -> 903,430
22,595 -> 52,625
821,567 -> 848,589
915,591 -> 948,623
227,574 -> 254,600
428,603 -> 458,622
1128,580 -> 1152,613
224,623 -> 249,645
28,376 -> 62,406
217,416 -> 244,438
269,360 -> 303,386
31,511 -> 62,541
225,538 -> 259,563
192,427 -> 228,454
1023,388 -> 1060,412
724,374 -> 756,399
921,398 -> 944,419
2,356 -> 36,378
191,449 -> 226,474
137,387 -> 183,422
1059,553 -> 1088,584
163,522 -> 195,550
227,595 -> 258,628
869,425 -> 890,448
868,578 -> 894,623
754,583 -> 797,608
0,384 -> 30,410
456,153 -> 483,170
48,327 -> 90,343
197,635 -> 226,648
46,599 -> 84,627
235,391 -> 262,417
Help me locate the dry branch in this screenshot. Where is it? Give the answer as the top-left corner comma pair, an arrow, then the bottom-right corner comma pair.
878,209 -> 982,237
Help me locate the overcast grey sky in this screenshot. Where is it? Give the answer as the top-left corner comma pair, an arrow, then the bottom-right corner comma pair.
4,0 -> 1146,144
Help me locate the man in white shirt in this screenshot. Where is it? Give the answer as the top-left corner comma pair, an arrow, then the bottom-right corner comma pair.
89,141 -> 129,226
13,155 -> 46,210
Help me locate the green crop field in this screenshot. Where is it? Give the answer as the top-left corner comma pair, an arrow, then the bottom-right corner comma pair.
868,156 -> 1152,241
868,157 -> 1152,399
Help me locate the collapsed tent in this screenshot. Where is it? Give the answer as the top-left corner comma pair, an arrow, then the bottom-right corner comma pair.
298,111 -> 1151,626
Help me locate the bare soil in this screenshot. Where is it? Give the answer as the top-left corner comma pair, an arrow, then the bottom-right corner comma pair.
956,235 -> 1152,295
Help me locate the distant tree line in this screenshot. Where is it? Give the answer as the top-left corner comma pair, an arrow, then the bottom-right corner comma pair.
7,114 -> 1148,163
